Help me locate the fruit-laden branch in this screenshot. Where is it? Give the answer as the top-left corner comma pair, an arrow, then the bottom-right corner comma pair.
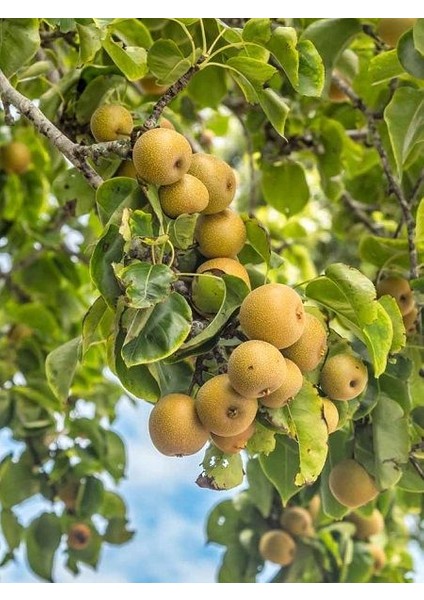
332,74 -> 419,280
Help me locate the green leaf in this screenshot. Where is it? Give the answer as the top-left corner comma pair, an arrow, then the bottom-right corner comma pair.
110,18 -> 153,49
320,430 -> 352,519
226,56 -> 276,86
244,218 -> 271,268
259,435 -> 301,505
121,292 -> 192,366
99,492 -> 127,519
0,19 -> 40,77
246,458 -> 274,518
397,30 -> 424,79
266,27 -> 299,87
0,458 -> 40,508
197,445 -> 244,491
114,262 -> 175,309
52,168 -> 96,215
359,235 -> 411,269
1,510 -> 23,551
76,23 -> 103,65
261,161 -> 310,217
45,337 -> 81,403
362,302 -> 393,377
369,50 -> 404,85
82,296 -> 113,355
114,330 -> 160,402
385,87 -> 424,177
372,394 -> 409,489
290,381 -> 328,485
188,66 -> 227,108
168,213 -> 197,250
26,513 -> 61,582
218,541 -> 261,583
90,224 -> 125,307
102,33 -> 148,81
298,40 -> 325,96
148,360 -> 193,396
206,499 -> 242,545
104,431 -> 126,480
75,74 -> 126,124
413,19 -> 424,55
416,197 -> 424,242
76,477 -> 104,518
398,462 -> 424,492
257,88 -> 290,137
147,40 -> 192,85
104,518 -> 134,544
246,421 -> 276,455
96,178 -> 144,227
325,263 -> 377,324
377,296 -> 406,354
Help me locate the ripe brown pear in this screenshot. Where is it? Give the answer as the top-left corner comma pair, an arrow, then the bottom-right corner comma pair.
1,141 -> 31,174
376,276 -> 414,316
260,359 -> 303,408
281,506 -> 314,537
320,354 -> 368,401
195,209 -> 246,258
148,393 -> 209,456
307,495 -> 321,522
368,544 -> 386,572
196,374 -> 258,437
283,313 -> 327,373
68,523 -> 92,551
259,530 -> 296,566
329,458 -> 378,509
348,509 -> 384,540
227,340 -> 287,398
239,283 -> 305,349
139,76 -> 168,96
159,118 -> 175,130
377,18 -> 417,47
159,174 -> 209,218
90,104 -> 133,142
322,398 -> 339,434
133,128 -> 192,186
403,305 -> 418,334
211,422 -> 255,454
328,80 -> 348,103
192,258 -> 251,314
188,153 -> 236,214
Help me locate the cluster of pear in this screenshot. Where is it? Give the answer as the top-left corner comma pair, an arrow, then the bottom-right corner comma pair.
376,275 -> 418,335
0,141 -> 31,175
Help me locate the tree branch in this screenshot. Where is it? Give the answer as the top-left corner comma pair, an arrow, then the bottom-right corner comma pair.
332,74 -> 419,280
342,193 -> 383,235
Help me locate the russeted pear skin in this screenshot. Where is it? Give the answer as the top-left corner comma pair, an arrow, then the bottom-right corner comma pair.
239,283 -> 305,349
1,141 -> 31,174
148,393 -> 208,456
195,209 -> 246,258
376,18 -> 417,47
133,129 -> 192,186
348,509 -> 384,540
376,276 -> 414,316
322,398 -> 339,434
281,507 -> 314,537
197,258 -> 251,288
329,459 -> 378,509
159,174 -> 209,218
196,374 -> 258,437
320,354 -> 368,401
90,104 -> 133,142
227,340 -> 287,397
403,305 -> 418,334
259,530 -> 296,566
68,523 -> 92,551
260,359 -> 303,408
283,313 -> 327,372
307,495 -> 321,522
211,422 -> 255,454
188,153 -> 236,214
368,544 -> 386,572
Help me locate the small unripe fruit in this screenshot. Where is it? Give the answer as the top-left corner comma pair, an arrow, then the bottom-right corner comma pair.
1,141 -> 31,174
329,458 -> 378,509
347,509 -> 384,540
322,398 -> 339,434
376,18 -> 417,47
139,76 -> 168,96
149,393 -> 209,456
195,209 -> 246,258
68,523 -> 91,551
368,544 -> 386,572
260,359 -> 303,408
320,353 -> 368,401
188,153 -> 236,214
211,422 -> 255,454
159,174 -> 209,218
376,276 -> 414,316
239,283 -> 305,349
159,118 -> 175,130
307,495 -> 321,521
283,313 -> 328,373
133,128 -> 192,186
90,104 -> 133,142
259,530 -> 296,566
281,506 -> 314,537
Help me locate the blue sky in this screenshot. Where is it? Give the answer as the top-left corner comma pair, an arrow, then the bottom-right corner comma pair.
1,396 -> 423,583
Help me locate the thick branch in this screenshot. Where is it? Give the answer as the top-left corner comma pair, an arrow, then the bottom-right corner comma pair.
332,74 -> 419,280
0,68 -> 103,189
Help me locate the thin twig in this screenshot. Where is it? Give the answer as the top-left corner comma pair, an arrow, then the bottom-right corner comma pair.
410,456 -> 424,480
342,193 -> 383,235
362,24 -> 389,52
411,169 -> 424,208
332,74 -> 419,280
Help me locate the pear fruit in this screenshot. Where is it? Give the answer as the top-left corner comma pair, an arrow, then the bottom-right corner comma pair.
348,509 -> 384,540
1,141 -> 31,174
133,128 -> 192,186
192,258 -> 250,314
403,305 -> 418,334
329,458 -> 378,508
368,544 -> 386,572
259,530 -> 296,566
322,398 -> 339,434
115,160 -> 137,179
307,495 -> 321,522
211,422 -> 255,454
260,359 -> 303,408
90,104 -> 133,142
159,118 -> 175,130
239,283 -> 305,349
139,76 -> 168,96
159,174 -> 209,218
68,523 -> 92,551
281,506 -> 314,537
377,18 -> 417,47
195,209 -> 246,258
148,393 -> 208,456
376,276 -> 414,316
283,313 -> 327,373
188,153 -> 236,214
196,374 -> 258,437
227,340 -> 287,398
320,353 -> 368,401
